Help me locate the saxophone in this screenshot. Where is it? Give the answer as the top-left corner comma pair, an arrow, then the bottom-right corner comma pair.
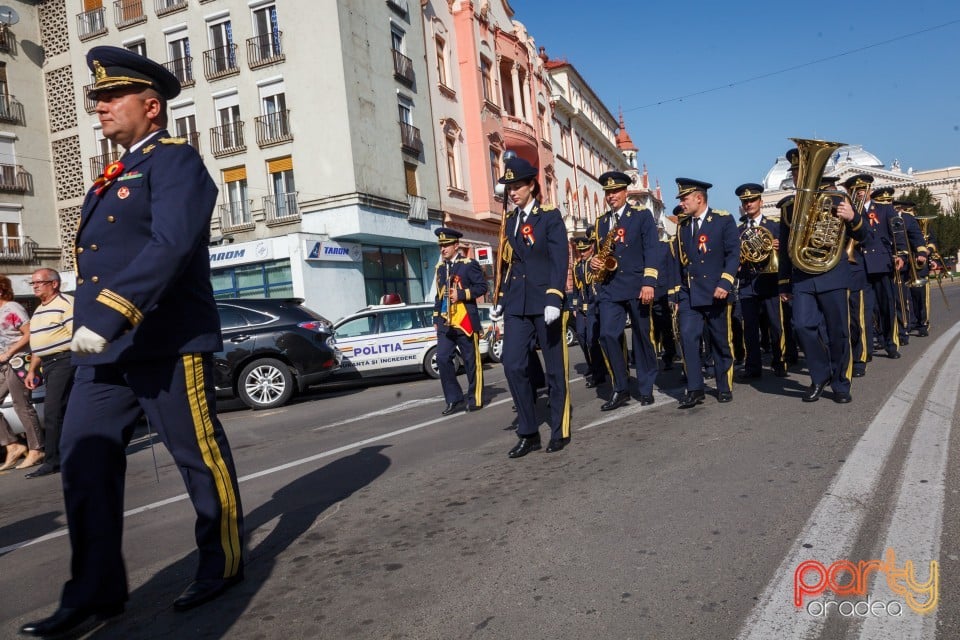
588,226 -> 619,285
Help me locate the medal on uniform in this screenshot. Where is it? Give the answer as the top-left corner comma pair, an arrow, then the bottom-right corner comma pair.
616,228 -> 626,243
117,186 -> 130,200
93,160 -> 125,196
869,212 -> 878,226
698,234 -> 708,253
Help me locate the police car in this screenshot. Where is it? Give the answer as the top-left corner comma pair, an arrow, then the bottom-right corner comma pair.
332,298 -> 490,380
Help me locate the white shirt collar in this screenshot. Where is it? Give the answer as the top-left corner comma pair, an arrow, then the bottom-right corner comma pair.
126,130 -> 163,155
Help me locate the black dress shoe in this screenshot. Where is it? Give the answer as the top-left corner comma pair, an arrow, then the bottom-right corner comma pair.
441,400 -> 464,415
887,349 -> 902,360
833,392 -> 852,404
545,437 -> 570,453
600,390 -> 629,411
852,368 -> 866,378
465,402 -> 481,412
25,463 -> 59,478
639,394 -> 655,406
802,381 -> 828,402
772,365 -> 788,378
20,603 -> 124,637
737,370 -> 761,381
661,359 -> 674,371
508,437 -> 541,459
717,391 -> 733,403
918,328 -> 929,337
584,377 -> 598,389
677,390 -> 705,409
174,575 -> 243,612
900,336 -> 910,346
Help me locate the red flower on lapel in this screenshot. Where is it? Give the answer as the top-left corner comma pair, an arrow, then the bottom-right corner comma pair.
616,228 -> 626,243
521,223 -> 535,245
698,234 -> 708,253
92,160 -> 125,196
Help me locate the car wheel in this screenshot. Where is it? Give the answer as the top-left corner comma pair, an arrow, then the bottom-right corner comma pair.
489,336 -> 503,364
237,358 -> 294,409
566,326 -> 577,347
426,346 -> 464,378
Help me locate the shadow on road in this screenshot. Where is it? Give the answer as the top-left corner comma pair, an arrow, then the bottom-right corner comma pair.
87,445 -> 392,639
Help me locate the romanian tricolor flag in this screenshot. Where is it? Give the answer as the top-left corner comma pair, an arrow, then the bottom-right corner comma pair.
449,301 -> 473,336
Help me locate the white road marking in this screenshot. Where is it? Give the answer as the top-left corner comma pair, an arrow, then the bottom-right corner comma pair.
856,337 -> 960,639
735,321 -> 960,640
312,397 -> 442,431
578,391 -> 677,430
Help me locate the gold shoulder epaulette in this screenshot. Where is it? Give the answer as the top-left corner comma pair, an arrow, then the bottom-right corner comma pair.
540,203 -> 557,211
712,209 -> 731,216
159,137 -> 188,145
767,215 -> 781,222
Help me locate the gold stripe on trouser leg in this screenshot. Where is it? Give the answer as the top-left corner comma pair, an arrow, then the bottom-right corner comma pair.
925,283 -> 931,329
183,354 -> 242,577
856,293 -> 867,364
725,304 -> 734,390
560,310 -> 572,438
472,333 -> 483,407
647,301 -> 656,359
777,299 -> 786,360
844,291 -> 853,381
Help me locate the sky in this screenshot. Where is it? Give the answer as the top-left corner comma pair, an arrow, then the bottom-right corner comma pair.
510,0 -> 960,213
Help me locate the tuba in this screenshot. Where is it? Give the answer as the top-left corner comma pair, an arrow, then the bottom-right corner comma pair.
740,223 -> 779,274
787,138 -> 851,274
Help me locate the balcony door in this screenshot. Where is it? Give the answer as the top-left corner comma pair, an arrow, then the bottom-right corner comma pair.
208,21 -> 235,72
217,105 -> 241,148
262,92 -> 287,138
167,36 -> 191,83
252,4 -> 281,58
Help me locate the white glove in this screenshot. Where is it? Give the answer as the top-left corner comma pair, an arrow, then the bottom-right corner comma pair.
490,305 -> 503,321
71,326 -> 108,354
544,305 -> 561,325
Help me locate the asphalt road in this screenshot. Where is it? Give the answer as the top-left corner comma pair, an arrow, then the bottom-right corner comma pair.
1,281 -> 959,640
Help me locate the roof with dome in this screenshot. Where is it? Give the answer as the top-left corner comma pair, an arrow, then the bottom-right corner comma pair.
763,145 -> 884,191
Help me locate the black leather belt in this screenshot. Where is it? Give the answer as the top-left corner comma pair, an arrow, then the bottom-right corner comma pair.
42,351 -> 72,363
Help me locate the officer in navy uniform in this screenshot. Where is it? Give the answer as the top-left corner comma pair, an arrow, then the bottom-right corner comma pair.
882,191 -> 927,345
493,157 -> 571,457
734,183 -> 787,379
21,47 -> 244,638
590,171 -> 663,410
832,175 -> 870,379
432,228 -> 487,414
780,170 -> 867,403
651,207 -> 679,371
670,178 -> 740,409
897,200 -> 935,336
571,235 -> 605,387
845,175 -> 926,359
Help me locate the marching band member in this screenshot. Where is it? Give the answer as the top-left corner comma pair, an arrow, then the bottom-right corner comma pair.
589,171 -> 663,410
571,235 -> 606,388
781,164 -> 866,403
670,178 -> 739,409
432,228 -> 487,415
734,183 -> 787,379
493,156 -> 571,457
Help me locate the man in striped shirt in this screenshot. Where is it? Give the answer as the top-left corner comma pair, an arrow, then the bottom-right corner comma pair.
24,268 -> 74,478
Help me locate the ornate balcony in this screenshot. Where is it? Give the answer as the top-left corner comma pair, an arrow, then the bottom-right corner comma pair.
0,95 -> 25,125
203,44 -> 240,81
154,0 -> 187,17
247,32 -> 284,69
0,164 -> 28,193
114,0 -> 146,29
210,122 -> 246,158
255,111 -> 292,147
502,115 -> 538,160
181,130 -> 200,153
163,56 -> 195,88
90,151 -> 122,180
264,192 -> 300,224
219,200 -> 254,232
391,49 -> 414,85
0,237 -> 37,263
399,122 -> 422,156
77,7 -> 108,41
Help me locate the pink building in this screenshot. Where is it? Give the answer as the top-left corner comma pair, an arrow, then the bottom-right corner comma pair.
423,1 -> 557,261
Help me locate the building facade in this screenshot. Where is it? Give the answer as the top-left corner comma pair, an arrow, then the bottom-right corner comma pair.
48,0 -> 445,321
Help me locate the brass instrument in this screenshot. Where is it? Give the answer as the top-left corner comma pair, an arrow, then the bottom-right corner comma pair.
445,260 -> 454,325
890,216 -> 926,288
589,224 -> 619,284
491,201 -> 513,308
916,215 -> 951,310
739,223 -> 779,274
787,138 -> 853,274
888,216 -> 914,327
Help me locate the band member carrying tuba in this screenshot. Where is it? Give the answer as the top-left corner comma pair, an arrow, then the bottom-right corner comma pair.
780,140 -> 867,403
734,182 -> 787,380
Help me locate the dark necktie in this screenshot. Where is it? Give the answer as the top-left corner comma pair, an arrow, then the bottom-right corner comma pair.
692,216 -> 700,240
516,209 -> 525,238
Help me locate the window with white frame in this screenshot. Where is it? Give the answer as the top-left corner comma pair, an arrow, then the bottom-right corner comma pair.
208,18 -> 236,73
125,40 -> 146,57
223,167 -> 250,227
435,36 -> 448,87
251,3 -> 282,59
165,31 -> 191,84
259,80 -> 288,139
213,91 -> 242,149
0,205 -> 22,254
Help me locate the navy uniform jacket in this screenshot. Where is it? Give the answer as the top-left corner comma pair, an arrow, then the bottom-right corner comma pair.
893,212 -> 929,274
498,201 -> 569,315
433,257 -> 487,333
74,130 -> 221,364
572,258 -> 595,313
593,204 -> 662,302
670,208 -> 740,308
736,215 -> 781,298
778,196 -> 867,293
